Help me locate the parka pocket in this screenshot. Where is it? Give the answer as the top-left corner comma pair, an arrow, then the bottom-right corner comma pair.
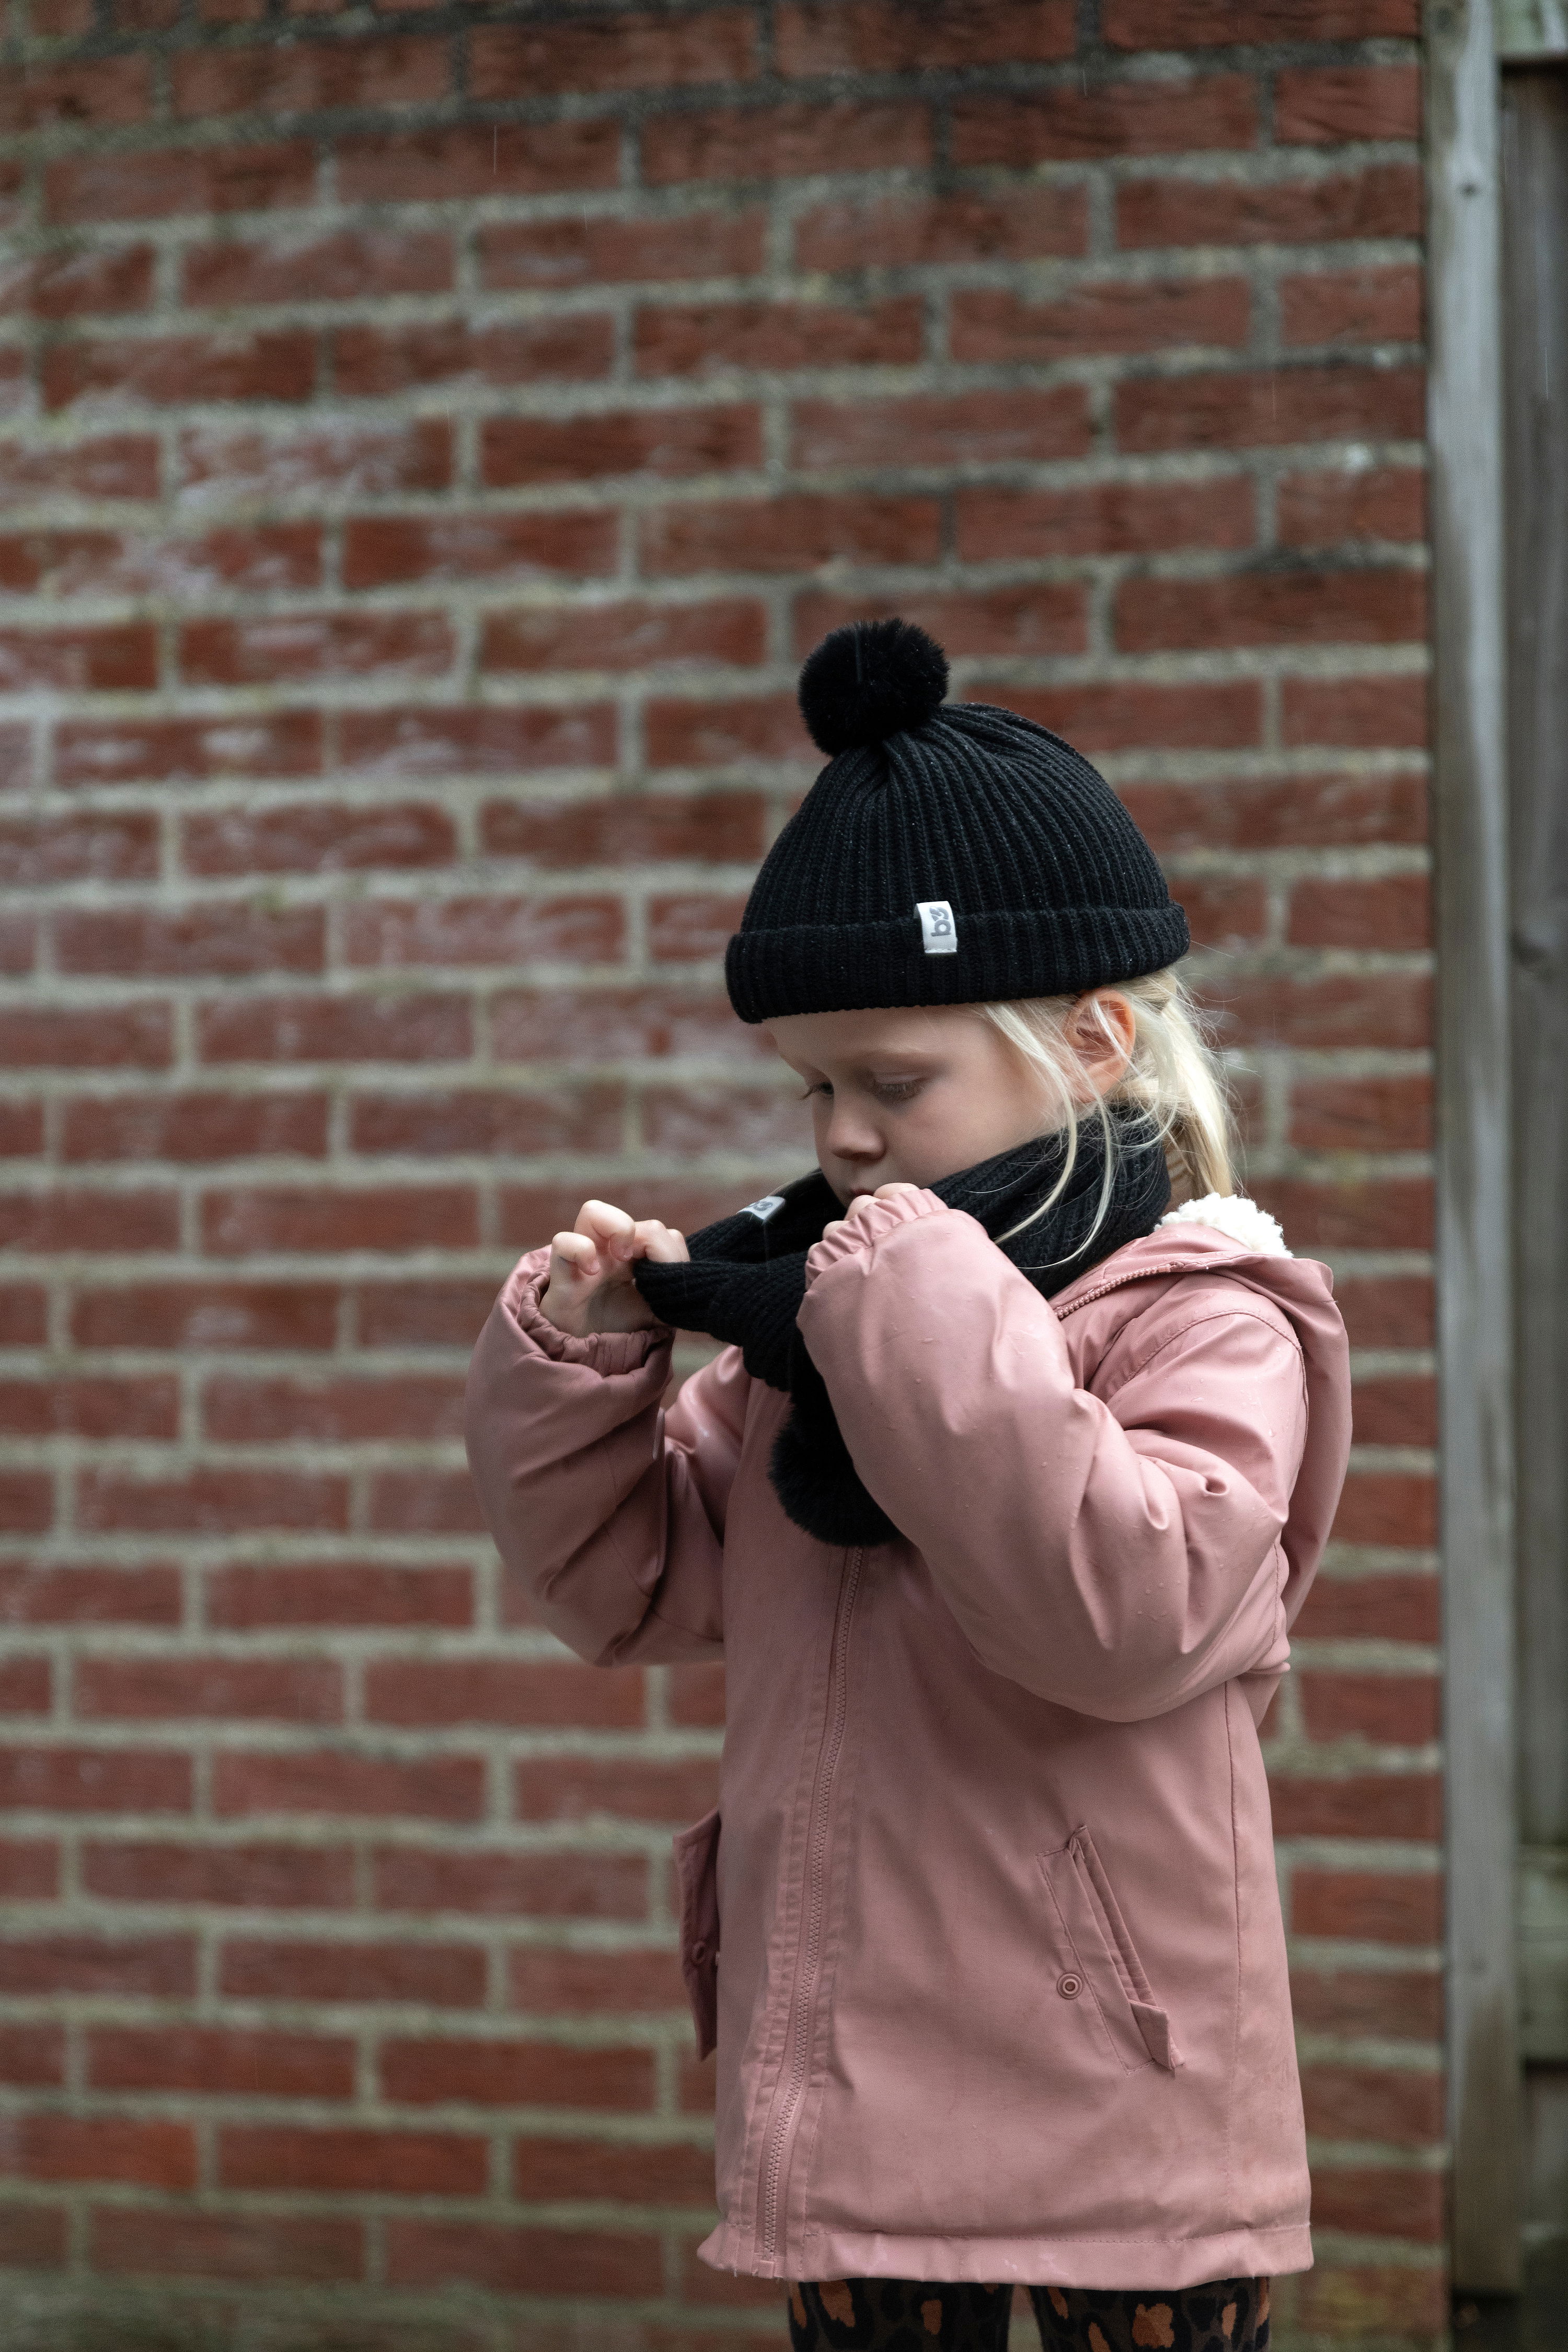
1039,1825 -> 1182,2075
672,1805 -> 721,2061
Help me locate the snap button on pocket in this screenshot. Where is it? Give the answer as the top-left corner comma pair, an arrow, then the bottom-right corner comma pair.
1057,1971 -> 1083,2000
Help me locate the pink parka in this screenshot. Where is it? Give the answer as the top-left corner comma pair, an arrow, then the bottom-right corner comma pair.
464,1185 -> 1352,2292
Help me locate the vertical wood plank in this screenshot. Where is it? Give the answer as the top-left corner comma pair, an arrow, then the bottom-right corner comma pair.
1426,0 -> 1525,2294
1502,67 -> 1568,1855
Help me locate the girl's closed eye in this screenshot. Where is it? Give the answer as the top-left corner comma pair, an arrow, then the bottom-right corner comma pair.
795,1078 -> 926,1104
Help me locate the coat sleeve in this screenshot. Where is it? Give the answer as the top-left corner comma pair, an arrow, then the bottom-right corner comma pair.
464,1247 -> 745,1666
796,1192 -> 1309,1723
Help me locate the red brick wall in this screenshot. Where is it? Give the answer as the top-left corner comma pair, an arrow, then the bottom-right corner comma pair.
0,2 -> 1438,2344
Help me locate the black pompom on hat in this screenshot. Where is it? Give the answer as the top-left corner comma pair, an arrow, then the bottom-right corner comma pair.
797,615 -> 949,753
723,617 -> 1190,1024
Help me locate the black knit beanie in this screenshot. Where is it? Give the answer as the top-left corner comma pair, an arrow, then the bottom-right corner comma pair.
724,618 -> 1189,1024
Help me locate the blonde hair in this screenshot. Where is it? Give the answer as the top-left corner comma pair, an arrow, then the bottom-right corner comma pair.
978,966 -> 1236,1254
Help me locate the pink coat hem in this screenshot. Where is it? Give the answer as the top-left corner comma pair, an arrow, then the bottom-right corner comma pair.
699,2217 -> 1316,2290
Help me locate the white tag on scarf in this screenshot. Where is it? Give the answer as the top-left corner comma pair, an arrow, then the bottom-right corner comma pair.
916,899 -> 958,953
741,1193 -> 786,1222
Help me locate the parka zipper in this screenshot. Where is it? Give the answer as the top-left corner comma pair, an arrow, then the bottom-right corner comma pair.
758,1543 -> 864,2267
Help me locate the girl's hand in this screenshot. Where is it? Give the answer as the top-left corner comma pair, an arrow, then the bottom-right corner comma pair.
820,1180 -> 925,1245
537,1200 -> 689,1338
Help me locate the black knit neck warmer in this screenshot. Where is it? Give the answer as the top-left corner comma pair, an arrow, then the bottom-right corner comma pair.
635,1110 -> 1170,1549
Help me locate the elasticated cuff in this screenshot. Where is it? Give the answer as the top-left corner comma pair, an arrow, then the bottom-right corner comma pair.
803,1186 -> 949,1287
501,1247 -> 674,1376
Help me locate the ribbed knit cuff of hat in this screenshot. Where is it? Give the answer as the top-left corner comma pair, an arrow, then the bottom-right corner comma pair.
725,898 -> 1190,1024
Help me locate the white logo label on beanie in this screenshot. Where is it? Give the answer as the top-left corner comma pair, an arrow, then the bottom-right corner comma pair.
916,900 -> 958,954
741,1193 -> 786,1222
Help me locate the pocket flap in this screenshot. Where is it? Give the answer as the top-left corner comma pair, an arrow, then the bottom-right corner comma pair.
1040,1827 -> 1180,2076
1129,1999 -> 1182,2072
672,1806 -> 721,2061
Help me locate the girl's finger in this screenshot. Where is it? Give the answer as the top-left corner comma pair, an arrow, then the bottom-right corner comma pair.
635,1220 -> 689,1263
872,1181 -> 922,1202
548,1231 -> 600,1282
576,1198 -> 637,1260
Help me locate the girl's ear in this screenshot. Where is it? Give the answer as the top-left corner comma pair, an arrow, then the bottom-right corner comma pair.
1067,989 -> 1136,1097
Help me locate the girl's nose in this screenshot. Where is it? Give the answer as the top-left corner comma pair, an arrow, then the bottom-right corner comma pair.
824,1102 -> 883,1164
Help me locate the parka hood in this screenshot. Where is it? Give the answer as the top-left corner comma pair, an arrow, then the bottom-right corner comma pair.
1055,1194 -> 1352,1645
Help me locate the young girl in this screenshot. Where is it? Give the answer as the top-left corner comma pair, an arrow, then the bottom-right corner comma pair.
465,620 -> 1352,2352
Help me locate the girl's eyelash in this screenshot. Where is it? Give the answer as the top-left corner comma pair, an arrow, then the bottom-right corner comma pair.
795,1080 -> 923,1103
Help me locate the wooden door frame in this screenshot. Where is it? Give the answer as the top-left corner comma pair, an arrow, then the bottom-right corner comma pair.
1426,0 -> 1524,2294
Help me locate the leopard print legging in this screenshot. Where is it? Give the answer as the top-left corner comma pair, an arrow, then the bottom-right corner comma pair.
787,2274 -> 1270,2352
